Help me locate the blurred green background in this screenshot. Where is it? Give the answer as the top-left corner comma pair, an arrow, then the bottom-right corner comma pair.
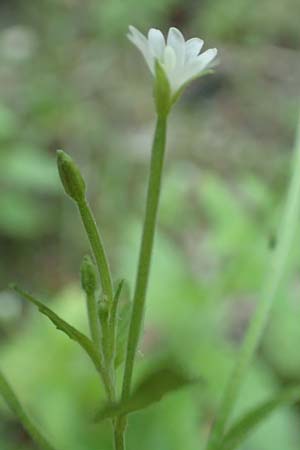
1,0 -> 300,449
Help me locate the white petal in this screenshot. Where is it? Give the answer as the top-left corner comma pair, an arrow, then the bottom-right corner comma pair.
128,25 -> 148,49
194,48 -> 218,70
181,48 -> 218,85
148,28 -> 165,59
127,25 -> 154,73
167,27 -> 185,66
163,45 -> 176,73
185,38 -> 204,61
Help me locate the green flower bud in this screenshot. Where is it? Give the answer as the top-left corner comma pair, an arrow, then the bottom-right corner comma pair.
57,149 -> 86,202
99,297 -> 109,322
80,255 -> 97,295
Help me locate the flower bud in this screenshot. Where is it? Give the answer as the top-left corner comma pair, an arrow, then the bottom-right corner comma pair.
98,297 -> 109,322
80,255 -> 97,295
57,149 -> 86,202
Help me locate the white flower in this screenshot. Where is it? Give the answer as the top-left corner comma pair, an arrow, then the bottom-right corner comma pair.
127,26 -> 218,96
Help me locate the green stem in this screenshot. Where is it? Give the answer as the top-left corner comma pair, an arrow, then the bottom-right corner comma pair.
77,198 -> 114,303
76,192 -> 117,404
207,116 -> 300,450
112,114 -> 167,450
86,291 -> 102,350
92,353 -> 115,402
122,113 -> 168,399
0,369 -> 58,450
113,416 -> 127,450
113,425 -> 126,450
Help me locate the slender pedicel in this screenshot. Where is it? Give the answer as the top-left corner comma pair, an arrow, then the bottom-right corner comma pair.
114,26 -> 218,450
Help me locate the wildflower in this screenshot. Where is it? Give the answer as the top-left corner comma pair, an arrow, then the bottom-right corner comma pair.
127,26 -> 217,98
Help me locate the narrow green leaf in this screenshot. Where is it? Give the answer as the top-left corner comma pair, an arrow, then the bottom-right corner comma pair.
221,386 -> 300,450
11,285 -> 115,397
113,279 -> 125,303
108,279 -> 125,365
11,285 -> 101,370
0,369 -> 58,450
207,116 -> 300,450
114,284 -> 132,369
95,364 -> 198,422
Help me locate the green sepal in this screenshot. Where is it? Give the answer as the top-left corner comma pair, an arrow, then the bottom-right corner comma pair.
80,255 -> 98,295
94,364 -> 200,421
154,60 -> 171,117
57,149 -> 86,203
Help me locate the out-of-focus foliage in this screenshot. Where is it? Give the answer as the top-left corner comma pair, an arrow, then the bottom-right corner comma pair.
1,0 -> 300,449
193,0 -> 300,45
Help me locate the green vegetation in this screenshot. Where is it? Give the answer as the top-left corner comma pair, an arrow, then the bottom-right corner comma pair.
1,1 -> 300,449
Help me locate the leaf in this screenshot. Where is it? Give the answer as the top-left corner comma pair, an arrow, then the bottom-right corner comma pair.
11,285 -> 102,371
113,279 -> 125,302
109,279 -> 126,335
220,386 -> 300,450
114,298 -> 131,369
0,369 -> 58,450
109,279 -> 131,369
95,364 -> 198,422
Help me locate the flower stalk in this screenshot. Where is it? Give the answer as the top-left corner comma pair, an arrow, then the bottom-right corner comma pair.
111,111 -> 168,450
57,150 -> 114,304
77,198 -> 114,304
121,112 -> 168,401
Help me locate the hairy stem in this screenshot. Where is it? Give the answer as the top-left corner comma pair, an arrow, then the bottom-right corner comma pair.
207,115 -> 300,450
